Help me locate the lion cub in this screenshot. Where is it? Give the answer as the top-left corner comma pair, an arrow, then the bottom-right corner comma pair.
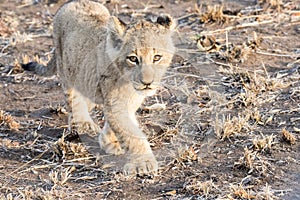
24,0 -> 176,175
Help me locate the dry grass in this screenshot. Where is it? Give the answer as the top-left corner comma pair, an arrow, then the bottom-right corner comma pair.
0,110 -> 20,130
228,184 -> 256,199
218,62 -> 290,110
235,147 -> 273,176
21,54 -> 50,66
257,183 -> 280,200
183,179 -> 217,197
49,166 -> 76,186
238,147 -> 256,170
215,113 -> 251,140
177,145 -> 198,163
10,59 -> 24,74
281,128 -> 296,145
2,187 -> 53,200
252,134 -> 276,151
52,133 -> 92,161
258,0 -> 283,11
196,31 -> 262,62
197,4 -> 228,24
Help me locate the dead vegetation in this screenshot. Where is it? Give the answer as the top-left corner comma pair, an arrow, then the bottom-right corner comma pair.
183,179 -> 217,197
197,4 -> 228,24
0,110 -> 20,130
229,183 -> 256,199
281,128 -> 296,145
252,134 -> 276,151
0,0 -> 299,199
52,133 -> 92,161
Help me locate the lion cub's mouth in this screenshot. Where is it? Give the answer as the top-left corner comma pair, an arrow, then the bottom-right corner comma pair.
135,84 -> 155,90
134,84 -> 157,95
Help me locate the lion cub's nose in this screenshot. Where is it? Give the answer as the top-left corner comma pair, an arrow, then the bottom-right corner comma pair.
141,79 -> 153,86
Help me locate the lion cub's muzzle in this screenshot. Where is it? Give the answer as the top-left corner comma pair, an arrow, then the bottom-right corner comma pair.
140,79 -> 154,89
135,80 -> 156,91
132,65 -> 159,93
133,78 -> 159,96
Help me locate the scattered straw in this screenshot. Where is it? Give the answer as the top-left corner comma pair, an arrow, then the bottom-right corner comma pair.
252,134 -> 275,151
0,110 -> 20,130
229,184 -> 256,199
198,5 -> 227,24
183,179 -> 216,197
281,128 -> 296,145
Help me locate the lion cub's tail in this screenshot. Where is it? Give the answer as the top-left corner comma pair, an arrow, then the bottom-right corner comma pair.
22,55 -> 56,76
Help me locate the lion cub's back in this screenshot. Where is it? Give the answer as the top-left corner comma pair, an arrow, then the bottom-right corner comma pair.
53,0 -> 110,40
52,0 -> 111,89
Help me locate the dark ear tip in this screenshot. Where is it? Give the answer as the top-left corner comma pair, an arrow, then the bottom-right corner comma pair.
156,15 -> 174,29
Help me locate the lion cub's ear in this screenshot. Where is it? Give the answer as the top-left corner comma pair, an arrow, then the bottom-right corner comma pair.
108,16 -> 127,37
156,15 -> 176,30
106,17 -> 127,60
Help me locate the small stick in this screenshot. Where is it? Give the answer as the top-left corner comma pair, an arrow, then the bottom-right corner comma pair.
201,20 -> 274,35
7,149 -> 48,176
176,13 -> 198,22
63,156 -> 95,163
261,61 -> 270,80
256,50 -> 296,58
225,30 -> 229,53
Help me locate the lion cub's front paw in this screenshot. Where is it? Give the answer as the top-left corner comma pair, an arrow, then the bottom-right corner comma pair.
124,154 -> 158,175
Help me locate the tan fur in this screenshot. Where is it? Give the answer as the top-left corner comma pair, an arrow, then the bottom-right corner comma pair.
53,0 -> 176,175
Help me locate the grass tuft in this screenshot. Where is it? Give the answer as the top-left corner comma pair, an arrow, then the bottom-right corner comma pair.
229,184 -> 256,199
0,110 -> 20,130
199,5 -> 227,24
252,134 -> 275,151
281,128 -> 296,145
216,114 -> 251,140
177,146 -> 198,163
52,132 -> 91,162
183,179 -> 216,197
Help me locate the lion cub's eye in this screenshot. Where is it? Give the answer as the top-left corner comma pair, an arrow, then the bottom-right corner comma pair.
127,56 -> 139,65
153,55 -> 162,63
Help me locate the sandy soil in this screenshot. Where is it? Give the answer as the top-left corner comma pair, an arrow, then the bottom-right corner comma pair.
0,0 -> 299,199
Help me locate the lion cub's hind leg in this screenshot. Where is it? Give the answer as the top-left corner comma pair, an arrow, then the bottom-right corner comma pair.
67,88 -> 100,134
98,122 -> 124,155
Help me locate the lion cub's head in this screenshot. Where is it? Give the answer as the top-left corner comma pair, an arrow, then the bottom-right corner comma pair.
106,15 -> 176,96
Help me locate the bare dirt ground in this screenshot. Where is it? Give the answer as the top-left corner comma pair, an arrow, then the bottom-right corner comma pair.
0,0 -> 299,199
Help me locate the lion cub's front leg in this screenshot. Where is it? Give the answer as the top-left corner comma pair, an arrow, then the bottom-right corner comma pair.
123,136 -> 158,175
67,89 -> 100,134
101,107 -> 158,175
98,122 -> 124,155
